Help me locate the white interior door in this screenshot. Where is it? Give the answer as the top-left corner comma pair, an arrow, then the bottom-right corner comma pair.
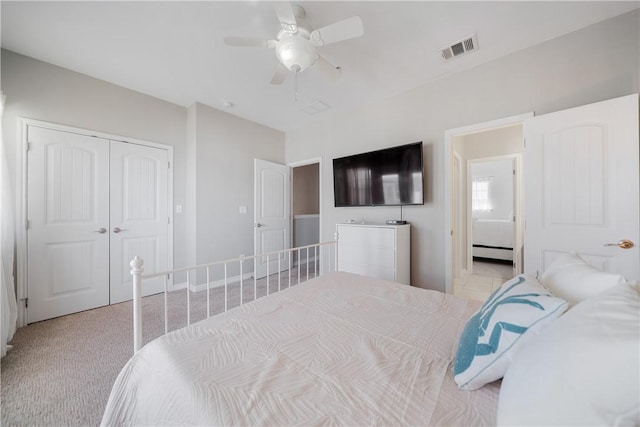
26,125 -> 172,322
511,157 -> 520,277
109,141 -> 169,304
524,94 -> 639,279
452,152 -> 463,277
254,159 -> 290,279
26,126 -> 110,323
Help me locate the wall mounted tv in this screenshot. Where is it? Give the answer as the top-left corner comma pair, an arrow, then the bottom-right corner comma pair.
333,142 -> 424,207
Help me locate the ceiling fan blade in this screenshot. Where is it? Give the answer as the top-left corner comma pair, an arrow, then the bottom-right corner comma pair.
273,1 -> 298,33
270,63 -> 289,85
315,56 -> 341,83
311,16 -> 364,46
224,37 -> 274,47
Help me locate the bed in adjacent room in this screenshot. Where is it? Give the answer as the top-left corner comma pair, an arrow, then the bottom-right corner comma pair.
472,219 -> 514,262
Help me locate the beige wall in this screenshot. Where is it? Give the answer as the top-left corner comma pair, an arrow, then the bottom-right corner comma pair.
191,102 -> 285,278
457,125 -> 523,160
285,11 -> 639,291
1,49 -> 190,268
3,10 -> 638,292
1,50 -> 285,281
293,163 -> 319,215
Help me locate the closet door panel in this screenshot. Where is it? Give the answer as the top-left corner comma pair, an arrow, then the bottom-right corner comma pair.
26,126 -> 110,323
109,141 -> 169,304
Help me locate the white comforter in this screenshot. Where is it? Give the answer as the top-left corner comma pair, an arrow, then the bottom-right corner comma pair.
101,272 -> 499,426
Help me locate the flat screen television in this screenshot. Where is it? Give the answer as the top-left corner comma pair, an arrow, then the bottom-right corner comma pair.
333,142 -> 424,207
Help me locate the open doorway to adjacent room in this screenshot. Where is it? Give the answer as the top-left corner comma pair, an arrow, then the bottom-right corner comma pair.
445,113 -> 531,301
290,160 -> 321,272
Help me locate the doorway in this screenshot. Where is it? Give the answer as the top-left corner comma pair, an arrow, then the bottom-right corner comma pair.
468,155 -> 518,276
289,158 -> 321,272
444,113 -> 532,299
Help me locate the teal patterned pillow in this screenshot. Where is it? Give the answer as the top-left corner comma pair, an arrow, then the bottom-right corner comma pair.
454,274 -> 568,390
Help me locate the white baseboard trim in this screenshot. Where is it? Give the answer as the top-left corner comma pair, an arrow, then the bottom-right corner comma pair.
170,272 -> 253,293
169,260 -> 319,294
293,255 -> 317,266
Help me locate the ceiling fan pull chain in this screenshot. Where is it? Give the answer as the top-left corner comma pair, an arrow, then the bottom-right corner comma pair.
294,70 -> 298,102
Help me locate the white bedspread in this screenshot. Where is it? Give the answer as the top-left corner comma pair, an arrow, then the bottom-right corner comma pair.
101,272 -> 499,426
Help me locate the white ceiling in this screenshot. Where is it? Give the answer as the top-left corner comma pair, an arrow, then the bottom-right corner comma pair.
2,1 -> 638,132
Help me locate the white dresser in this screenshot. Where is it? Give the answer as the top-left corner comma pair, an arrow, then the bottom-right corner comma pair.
336,223 -> 411,284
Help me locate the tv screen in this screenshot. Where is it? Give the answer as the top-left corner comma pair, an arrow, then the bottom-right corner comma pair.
333,142 -> 424,207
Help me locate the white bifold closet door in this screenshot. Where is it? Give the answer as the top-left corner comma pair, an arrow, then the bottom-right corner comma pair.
27,126 -> 109,323
26,126 -> 168,323
109,140 -> 168,304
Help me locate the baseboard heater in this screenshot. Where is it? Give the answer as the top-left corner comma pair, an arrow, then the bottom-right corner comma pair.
472,244 -> 513,262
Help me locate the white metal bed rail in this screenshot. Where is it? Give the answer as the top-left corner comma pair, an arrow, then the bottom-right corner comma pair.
130,240 -> 338,352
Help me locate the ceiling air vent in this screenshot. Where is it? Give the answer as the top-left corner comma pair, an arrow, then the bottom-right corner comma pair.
300,99 -> 330,115
440,34 -> 478,62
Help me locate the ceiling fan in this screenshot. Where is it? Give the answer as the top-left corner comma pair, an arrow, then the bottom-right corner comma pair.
223,2 -> 364,85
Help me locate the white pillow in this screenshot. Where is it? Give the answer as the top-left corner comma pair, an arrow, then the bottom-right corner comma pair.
453,274 -> 568,391
497,280 -> 640,426
540,252 -> 626,307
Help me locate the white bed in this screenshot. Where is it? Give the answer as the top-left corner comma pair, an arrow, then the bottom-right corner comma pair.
101,272 -> 500,426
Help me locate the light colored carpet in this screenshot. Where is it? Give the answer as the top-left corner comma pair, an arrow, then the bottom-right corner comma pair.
1,268 -> 315,426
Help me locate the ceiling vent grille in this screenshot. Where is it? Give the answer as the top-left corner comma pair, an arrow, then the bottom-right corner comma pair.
441,34 -> 478,62
299,99 -> 330,115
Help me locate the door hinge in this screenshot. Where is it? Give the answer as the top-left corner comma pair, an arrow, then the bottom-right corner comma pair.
168,216 -> 170,224
167,273 -> 170,280
168,161 -> 171,169
25,142 -> 31,152
24,297 -> 28,308
26,219 -> 30,230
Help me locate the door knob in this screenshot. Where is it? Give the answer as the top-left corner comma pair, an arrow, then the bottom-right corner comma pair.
113,227 -> 127,233
604,239 -> 635,249
254,223 -> 265,228
94,227 -> 107,234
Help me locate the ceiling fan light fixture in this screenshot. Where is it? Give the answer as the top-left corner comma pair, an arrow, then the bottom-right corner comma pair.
223,2 -> 364,84
275,36 -> 318,72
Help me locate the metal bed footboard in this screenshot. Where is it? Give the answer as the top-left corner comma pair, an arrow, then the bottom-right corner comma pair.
130,240 -> 338,352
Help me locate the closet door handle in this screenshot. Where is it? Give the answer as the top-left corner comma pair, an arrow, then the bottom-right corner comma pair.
94,227 -> 107,234
113,227 -> 127,233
